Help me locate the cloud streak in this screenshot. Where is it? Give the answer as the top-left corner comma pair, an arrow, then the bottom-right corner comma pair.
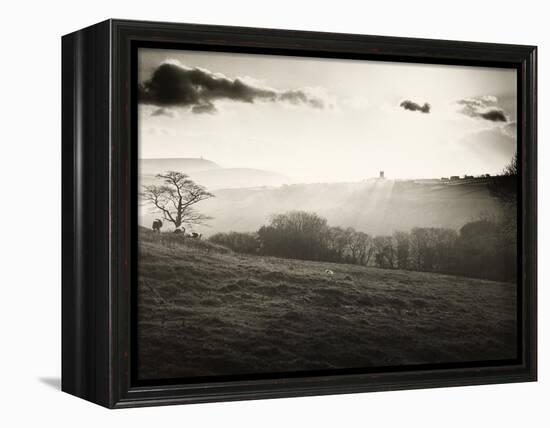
151,108 -> 175,117
457,95 -> 507,122
399,100 -> 431,114
139,61 -> 325,114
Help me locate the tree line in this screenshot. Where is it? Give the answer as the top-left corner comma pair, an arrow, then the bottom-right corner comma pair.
209,212 -> 516,282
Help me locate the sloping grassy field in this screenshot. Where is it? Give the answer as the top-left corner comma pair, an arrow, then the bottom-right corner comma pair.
137,230 -> 517,380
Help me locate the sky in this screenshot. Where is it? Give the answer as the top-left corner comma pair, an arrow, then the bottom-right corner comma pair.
138,48 -> 517,182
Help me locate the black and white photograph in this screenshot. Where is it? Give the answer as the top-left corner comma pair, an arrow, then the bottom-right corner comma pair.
136,47 -> 519,381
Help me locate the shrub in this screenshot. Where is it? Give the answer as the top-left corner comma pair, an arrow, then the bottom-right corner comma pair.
209,232 -> 259,254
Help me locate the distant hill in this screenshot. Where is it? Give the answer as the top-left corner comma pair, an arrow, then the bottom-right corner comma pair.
139,158 -> 289,190
140,158 -> 221,176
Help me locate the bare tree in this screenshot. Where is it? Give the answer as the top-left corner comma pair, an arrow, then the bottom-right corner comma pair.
487,153 -> 518,247
141,171 -> 214,232
393,231 -> 410,269
373,235 -> 395,269
503,152 -> 518,176
327,227 -> 353,261
258,211 -> 329,260
488,152 -> 517,206
348,231 -> 372,265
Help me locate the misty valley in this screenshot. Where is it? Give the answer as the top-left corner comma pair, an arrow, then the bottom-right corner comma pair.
137,157 -> 518,380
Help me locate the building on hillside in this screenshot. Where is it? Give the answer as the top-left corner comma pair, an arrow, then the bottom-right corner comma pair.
450,175 -> 460,181
379,170 -> 385,179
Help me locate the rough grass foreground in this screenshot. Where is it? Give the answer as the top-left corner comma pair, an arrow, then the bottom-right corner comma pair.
137,229 -> 517,380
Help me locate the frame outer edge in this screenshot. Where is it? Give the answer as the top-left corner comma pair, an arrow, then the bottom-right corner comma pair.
527,46 -> 537,381
66,19 -> 538,409
61,20 -> 113,408
61,29 -> 80,399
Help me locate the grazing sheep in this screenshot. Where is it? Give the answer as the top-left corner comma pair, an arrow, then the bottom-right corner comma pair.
324,269 -> 334,275
191,232 -> 202,239
152,219 -> 163,233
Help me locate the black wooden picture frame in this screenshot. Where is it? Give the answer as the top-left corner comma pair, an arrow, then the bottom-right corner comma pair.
62,19 -> 537,408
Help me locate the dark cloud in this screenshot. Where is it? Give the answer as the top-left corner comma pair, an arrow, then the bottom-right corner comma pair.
399,100 -> 431,113
139,61 -> 325,114
457,96 -> 508,122
479,109 -> 507,122
279,90 -> 325,109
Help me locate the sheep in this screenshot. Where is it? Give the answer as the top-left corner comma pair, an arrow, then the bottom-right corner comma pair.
324,269 -> 334,275
152,219 -> 163,233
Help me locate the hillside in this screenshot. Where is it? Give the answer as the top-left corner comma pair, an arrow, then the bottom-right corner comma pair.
137,229 -> 517,380
140,157 -> 221,176
139,158 -> 288,191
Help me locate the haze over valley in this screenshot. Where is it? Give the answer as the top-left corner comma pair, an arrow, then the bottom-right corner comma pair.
139,157 -> 501,237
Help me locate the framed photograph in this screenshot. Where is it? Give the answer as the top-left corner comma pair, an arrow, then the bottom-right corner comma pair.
62,19 -> 537,408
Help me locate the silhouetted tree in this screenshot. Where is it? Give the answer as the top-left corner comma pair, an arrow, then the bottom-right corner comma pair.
258,211 -> 330,260
393,231 -> 410,269
141,171 -> 214,232
409,228 -> 430,270
488,152 -> 517,207
348,231 -> 373,265
432,228 -> 458,272
486,153 -> 518,278
373,236 -> 395,268
326,226 -> 353,262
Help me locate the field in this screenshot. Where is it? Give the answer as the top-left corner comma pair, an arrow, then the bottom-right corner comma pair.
137,229 -> 517,380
